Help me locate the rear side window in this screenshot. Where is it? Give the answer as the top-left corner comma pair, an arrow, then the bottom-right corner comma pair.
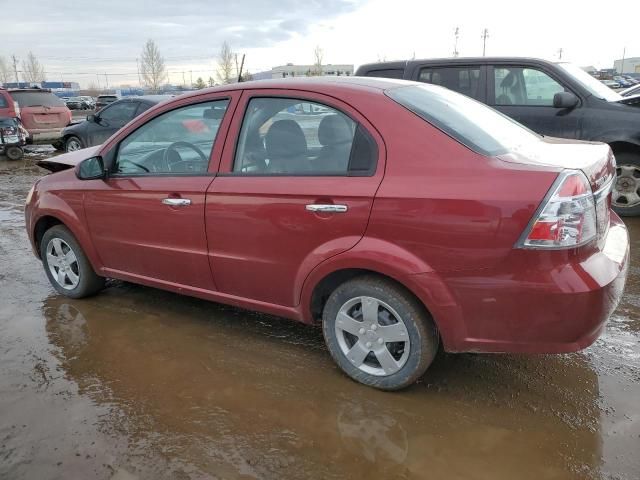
419,66 -> 481,100
0,95 -> 8,108
363,68 -> 405,79
233,97 -> 377,176
386,84 -> 542,156
9,92 -> 65,108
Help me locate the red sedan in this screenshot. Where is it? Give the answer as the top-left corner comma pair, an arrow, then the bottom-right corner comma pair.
25,78 -> 629,390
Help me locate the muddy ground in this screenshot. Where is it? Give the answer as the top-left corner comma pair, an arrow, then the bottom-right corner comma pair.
0,151 -> 638,480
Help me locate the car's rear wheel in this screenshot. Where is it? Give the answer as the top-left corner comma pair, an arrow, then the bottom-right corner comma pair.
41,225 -> 105,298
322,276 -> 439,390
612,152 -> 640,217
65,136 -> 83,153
5,146 -> 23,161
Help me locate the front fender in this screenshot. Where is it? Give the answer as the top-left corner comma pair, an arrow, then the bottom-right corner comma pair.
30,190 -> 103,272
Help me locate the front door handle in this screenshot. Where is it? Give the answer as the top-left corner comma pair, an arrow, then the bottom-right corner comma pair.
162,198 -> 192,207
305,204 -> 348,213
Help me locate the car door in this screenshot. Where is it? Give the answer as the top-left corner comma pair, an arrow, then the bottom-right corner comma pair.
488,65 -> 582,138
88,100 -> 139,146
83,93 -> 239,290
205,90 -> 385,307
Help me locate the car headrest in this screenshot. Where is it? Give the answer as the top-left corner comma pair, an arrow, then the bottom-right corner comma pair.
318,114 -> 352,146
265,120 -> 307,159
500,71 -> 517,89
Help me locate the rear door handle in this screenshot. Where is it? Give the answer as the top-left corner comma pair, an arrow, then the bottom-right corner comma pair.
305,204 -> 348,213
162,198 -> 192,206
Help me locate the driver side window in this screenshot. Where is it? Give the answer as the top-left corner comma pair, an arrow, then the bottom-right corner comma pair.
114,99 -> 229,175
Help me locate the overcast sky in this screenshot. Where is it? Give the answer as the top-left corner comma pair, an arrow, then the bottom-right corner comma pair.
1,0 -> 637,87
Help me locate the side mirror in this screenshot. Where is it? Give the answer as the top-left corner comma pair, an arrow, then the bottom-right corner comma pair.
553,92 -> 579,109
86,114 -> 96,123
77,156 -> 106,180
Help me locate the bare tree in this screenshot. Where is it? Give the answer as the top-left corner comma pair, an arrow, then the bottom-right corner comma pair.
0,56 -> 12,85
217,41 -> 234,84
140,39 -> 166,93
312,45 -> 324,75
21,51 -> 46,83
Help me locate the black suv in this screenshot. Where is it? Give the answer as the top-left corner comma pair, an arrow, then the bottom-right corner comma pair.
357,57 -> 640,216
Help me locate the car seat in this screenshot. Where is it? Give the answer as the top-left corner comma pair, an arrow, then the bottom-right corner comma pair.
265,120 -> 308,173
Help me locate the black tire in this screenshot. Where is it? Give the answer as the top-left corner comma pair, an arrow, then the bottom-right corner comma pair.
51,140 -> 65,151
64,135 -> 83,153
5,146 -> 23,161
612,152 -> 640,217
322,275 -> 439,390
41,225 -> 105,299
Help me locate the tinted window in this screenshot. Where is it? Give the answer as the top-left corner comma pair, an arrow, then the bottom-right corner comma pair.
234,97 -> 376,176
99,102 -> 139,127
419,66 -> 481,99
494,67 -> 565,106
114,100 -> 228,175
9,91 -> 65,108
386,84 -> 542,156
0,95 -> 8,108
364,68 -> 405,79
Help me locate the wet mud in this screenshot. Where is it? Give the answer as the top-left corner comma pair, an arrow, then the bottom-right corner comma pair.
0,155 -> 638,479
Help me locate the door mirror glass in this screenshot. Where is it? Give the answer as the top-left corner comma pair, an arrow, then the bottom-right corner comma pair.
553,92 -> 579,109
77,156 -> 105,180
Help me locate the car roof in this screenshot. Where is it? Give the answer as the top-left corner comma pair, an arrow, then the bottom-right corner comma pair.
358,56 -> 558,69
170,76 -> 410,103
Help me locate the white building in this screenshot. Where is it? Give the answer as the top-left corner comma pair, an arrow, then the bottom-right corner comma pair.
254,63 -> 354,80
614,57 -> 640,74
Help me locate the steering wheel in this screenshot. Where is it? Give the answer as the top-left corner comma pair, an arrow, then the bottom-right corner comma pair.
162,141 -> 207,171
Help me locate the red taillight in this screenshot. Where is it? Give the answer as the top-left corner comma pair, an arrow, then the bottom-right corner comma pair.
517,170 -> 597,249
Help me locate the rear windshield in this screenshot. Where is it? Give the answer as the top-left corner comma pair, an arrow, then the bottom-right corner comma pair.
10,91 -> 65,108
386,84 -> 542,156
98,96 -> 117,101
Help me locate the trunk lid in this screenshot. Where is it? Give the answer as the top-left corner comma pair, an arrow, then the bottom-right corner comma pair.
499,137 -> 614,246
497,136 -> 615,194
8,90 -> 71,131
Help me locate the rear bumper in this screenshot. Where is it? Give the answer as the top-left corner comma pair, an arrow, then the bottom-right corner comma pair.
426,214 -> 629,353
27,127 -> 65,143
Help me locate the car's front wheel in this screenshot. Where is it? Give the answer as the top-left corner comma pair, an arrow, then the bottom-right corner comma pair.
65,136 -> 83,153
41,225 -> 105,298
322,276 -> 439,390
612,152 -> 640,217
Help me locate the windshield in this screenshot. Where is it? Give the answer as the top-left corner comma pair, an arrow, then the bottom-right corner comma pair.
10,91 -> 65,108
557,63 -> 622,102
386,84 -> 542,156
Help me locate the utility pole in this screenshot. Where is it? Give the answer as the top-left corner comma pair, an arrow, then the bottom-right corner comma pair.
182,71 -> 186,86
557,48 -> 563,60
620,46 -> 626,74
96,73 -> 101,90
237,54 -> 245,82
11,55 -> 19,84
190,70 -> 193,87
104,73 -> 109,89
453,27 -> 460,57
481,28 -> 489,56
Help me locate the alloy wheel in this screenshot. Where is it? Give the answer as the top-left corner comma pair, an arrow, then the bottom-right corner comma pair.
46,238 -> 80,290
335,296 -> 410,376
613,164 -> 640,208
66,138 -> 82,152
